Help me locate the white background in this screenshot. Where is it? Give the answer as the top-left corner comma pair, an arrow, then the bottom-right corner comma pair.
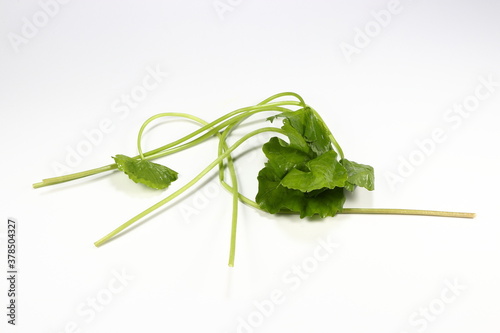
1,1 -> 499,332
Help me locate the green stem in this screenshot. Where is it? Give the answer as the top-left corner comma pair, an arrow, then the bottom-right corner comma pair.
212,185 -> 476,219
94,127 -> 287,247
136,112 -> 213,160
217,125 -> 240,267
217,115 -> 267,210
340,208 -> 475,218
32,164 -> 117,188
258,92 -> 306,107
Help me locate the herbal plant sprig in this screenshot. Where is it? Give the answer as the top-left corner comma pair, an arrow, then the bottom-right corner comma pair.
33,92 -> 475,266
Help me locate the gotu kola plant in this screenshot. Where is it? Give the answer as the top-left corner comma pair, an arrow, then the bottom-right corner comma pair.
33,92 -> 475,266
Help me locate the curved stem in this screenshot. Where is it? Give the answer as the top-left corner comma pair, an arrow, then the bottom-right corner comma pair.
258,92 -> 306,107
94,127 -> 287,247
217,125 -> 240,267
217,113 -> 270,210
137,112 -> 214,160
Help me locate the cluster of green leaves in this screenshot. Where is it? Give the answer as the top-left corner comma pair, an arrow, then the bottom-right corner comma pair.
256,107 -> 374,218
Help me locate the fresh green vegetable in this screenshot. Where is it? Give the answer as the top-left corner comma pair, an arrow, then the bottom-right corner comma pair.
32,92 -> 475,266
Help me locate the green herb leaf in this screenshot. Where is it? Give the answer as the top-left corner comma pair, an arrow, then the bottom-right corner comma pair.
281,150 -> 347,192
341,159 -> 375,191
256,165 -> 305,215
113,154 -> 178,190
262,137 -> 310,174
256,165 -> 346,218
301,187 -> 346,218
281,107 -> 332,156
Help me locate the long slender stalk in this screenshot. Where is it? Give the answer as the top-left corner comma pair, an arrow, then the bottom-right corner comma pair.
32,164 -> 117,188
340,208 -> 475,218
218,125 -> 240,267
215,185 -> 476,219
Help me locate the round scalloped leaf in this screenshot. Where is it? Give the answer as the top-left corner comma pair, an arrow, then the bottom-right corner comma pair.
340,158 -> 374,191
113,154 -> 178,190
